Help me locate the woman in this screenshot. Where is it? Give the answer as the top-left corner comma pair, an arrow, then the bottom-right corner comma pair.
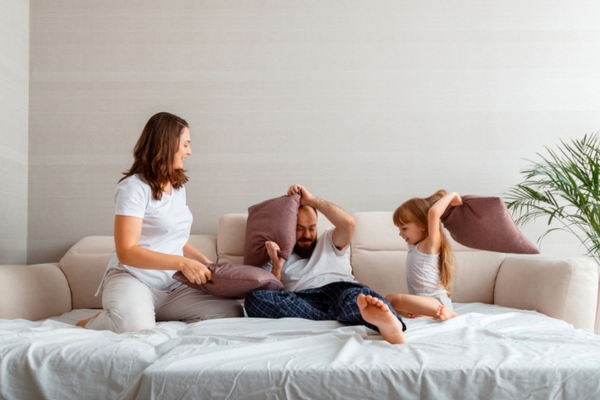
78,112 -> 243,332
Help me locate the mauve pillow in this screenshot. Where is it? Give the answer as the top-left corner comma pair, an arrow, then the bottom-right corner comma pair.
441,195 -> 539,254
173,263 -> 283,299
243,193 -> 301,267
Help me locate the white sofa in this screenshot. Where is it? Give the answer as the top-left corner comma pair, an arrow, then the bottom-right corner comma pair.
1,211 -> 600,399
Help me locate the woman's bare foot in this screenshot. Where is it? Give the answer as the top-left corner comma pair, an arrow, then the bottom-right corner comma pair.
436,305 -> 458,321
76,312 -> 100,328
357,294 -> 405,344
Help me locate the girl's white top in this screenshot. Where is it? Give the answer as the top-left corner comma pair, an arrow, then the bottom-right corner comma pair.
405,244 -> 447,297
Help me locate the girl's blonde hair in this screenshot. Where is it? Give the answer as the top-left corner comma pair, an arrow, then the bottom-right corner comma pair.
392,189 -> 454,296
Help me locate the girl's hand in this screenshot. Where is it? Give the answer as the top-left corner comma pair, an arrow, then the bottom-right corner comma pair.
421,190 -> 462,254
180,260 -> 212,285
450,192 -> 463,207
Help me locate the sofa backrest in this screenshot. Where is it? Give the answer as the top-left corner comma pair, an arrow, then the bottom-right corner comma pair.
215,211 -> 507,303
216,214 -> 247,264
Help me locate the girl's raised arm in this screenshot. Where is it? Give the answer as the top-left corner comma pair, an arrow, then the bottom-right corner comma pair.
420,192 -> 462,254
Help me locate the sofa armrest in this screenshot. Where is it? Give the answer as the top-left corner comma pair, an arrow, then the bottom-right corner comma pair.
494,256 -> 598,332
0,263 -> 72,320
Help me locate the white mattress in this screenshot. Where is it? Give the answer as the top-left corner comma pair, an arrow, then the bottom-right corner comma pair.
1,303 -> 599,400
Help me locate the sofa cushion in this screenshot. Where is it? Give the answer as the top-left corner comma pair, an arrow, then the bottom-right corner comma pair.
450,251 -> 506,303
441,195 -> 539,254
350,212 -> 407,296
217,214 -> 248,264
243,194 -> 301,267
59,236 -> 115,309
172,263 -> 283,299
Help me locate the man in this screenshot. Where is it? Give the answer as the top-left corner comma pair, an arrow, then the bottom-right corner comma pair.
245,184 -> 406,344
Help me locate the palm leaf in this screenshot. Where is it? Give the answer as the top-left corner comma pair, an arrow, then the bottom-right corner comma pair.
504,132 -> 600,265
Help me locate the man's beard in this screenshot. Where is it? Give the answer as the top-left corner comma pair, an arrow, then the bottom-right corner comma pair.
293,238 -> 318,259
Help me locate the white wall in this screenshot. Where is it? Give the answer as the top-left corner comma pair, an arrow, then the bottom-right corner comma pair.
0,0 -> 29,264
24,0 -> 600,263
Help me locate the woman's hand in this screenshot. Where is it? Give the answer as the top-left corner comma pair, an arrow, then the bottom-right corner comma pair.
180,259 -> 212,285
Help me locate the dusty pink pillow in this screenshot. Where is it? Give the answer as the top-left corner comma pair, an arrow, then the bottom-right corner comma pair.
173,263 -> 283,299
243,193 -> 301,267
441,195 -> 539,254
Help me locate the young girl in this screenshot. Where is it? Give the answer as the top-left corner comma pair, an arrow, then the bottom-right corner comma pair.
386,190 -> 462,321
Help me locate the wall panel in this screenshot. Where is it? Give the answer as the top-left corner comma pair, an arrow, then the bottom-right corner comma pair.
0,0 -> 29,264
28,0 -> 600,263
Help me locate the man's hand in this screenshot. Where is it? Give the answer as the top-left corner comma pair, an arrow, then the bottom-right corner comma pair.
265,241 -> 284,280
287,184 -> 315,206
265,241 -> 281,262
286,183 -> 355,251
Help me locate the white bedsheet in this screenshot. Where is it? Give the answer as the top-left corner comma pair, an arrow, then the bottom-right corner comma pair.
1,303 -> 599,400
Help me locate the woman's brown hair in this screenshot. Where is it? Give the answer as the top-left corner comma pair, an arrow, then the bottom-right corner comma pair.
393,190 -> 454,296
121,112 -> 189,201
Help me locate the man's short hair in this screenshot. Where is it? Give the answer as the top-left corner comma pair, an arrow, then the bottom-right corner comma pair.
299,204 -> 318,218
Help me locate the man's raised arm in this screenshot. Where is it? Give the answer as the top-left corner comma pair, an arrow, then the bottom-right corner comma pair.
287,184 -> 355,250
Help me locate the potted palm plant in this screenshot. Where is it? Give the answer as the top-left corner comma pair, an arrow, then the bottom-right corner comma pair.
504,132 -> 600,265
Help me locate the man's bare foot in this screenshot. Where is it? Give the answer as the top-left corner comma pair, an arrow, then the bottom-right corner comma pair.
76,312 -> 100,328
436,305 -> 458,321
357,294 -> 405,344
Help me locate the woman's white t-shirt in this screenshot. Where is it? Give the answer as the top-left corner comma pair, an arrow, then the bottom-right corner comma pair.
105,174 -> 193,292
